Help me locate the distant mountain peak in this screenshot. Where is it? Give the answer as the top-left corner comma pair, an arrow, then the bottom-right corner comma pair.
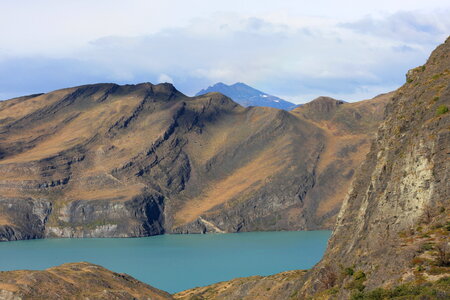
195,82 -> 296,110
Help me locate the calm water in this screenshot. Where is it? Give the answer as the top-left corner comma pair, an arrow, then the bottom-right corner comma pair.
0,231 -> 330,293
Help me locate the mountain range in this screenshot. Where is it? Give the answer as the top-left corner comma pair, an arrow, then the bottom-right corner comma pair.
195,82 -> 297,110
0,81 -> 388,241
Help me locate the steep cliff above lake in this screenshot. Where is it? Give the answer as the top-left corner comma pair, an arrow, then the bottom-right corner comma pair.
300,34 -> 450,299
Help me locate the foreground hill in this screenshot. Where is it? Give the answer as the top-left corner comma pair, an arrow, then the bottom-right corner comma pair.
0,80 -> 387,241
196,82 -> 296,110
176,37 -> 450,300
0,262 -> 173,300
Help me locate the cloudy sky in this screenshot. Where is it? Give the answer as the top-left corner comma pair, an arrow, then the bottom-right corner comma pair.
0,1 -> 449,103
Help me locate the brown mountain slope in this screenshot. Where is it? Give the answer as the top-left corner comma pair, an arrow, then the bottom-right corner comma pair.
0,80 -> 387,241
0,262 -> 173,300
176,37 -> 450,300
291,93 -> 392,228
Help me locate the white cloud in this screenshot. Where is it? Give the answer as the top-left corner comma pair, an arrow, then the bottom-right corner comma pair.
0,2 -> 449,103
158,74 -> 174,84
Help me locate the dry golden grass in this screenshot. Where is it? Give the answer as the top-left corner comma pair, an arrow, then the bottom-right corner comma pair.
315,185 -> 349,218
0,215 -> 11,226
0,89 -> 75,121
0,282 -> 20,292
175,136 -> 291,226
1,96 -> 142,163
65,183 -> 145,201
0,190 -> 25,198
186,108 -> 271,167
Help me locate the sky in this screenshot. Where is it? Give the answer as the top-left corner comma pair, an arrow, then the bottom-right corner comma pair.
0,1 -> 449,103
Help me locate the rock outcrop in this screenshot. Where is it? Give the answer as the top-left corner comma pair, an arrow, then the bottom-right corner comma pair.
0,80 -> 387,241
0,262 -> 173,300
300,35 -> 450,299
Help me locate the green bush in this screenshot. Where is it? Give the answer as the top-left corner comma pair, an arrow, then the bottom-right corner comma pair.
350,277 -> 450,299
437,105 -> 449,115
354,271 -> 366,281
445,222 -> 450,231
421,243 -> 434,251
346,271 -> 367,292
344,267 -> 355,276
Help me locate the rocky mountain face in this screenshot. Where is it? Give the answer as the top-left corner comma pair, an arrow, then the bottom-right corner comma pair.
0,80 -> 387,241
195,82 -> 297,110
299,35 -> 450,299
0,262 -> 173,300
177,37 -> 450,300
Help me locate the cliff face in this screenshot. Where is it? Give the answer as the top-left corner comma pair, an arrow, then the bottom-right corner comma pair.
0,262 -> 173,300
300,36 -> 450,297
0,80 -> 387,241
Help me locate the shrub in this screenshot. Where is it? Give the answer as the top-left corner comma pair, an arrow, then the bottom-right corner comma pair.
435,242 -> 449,267
343,267 -> 355,276
421,243 -> 434,252
350,277 -> 450,299
432,73 -> 442,80
436,105 -> 448,115
353,271 -> 366,281
319,266 -> 337,289
346,271 -> 367,292
327,287 -> 339,295
445,222 -> 450,231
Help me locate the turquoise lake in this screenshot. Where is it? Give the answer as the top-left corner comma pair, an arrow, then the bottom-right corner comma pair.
0,231 -> 331,293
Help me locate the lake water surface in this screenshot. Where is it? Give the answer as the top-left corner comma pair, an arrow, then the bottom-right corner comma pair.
0,231 -> 331,293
